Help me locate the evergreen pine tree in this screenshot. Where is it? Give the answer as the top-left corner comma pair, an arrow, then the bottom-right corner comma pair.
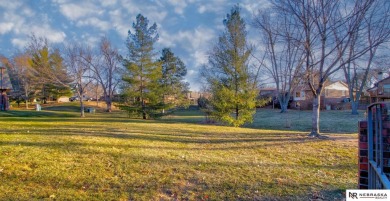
123,14 -> 162,119
159,48 -> 189,109
203,6 -> 257,127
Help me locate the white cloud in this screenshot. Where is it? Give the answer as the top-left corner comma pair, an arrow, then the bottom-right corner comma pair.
47,31 -> 67,44
76,17 -> 110,31
109,3 -> 167,40
187,69 -> 196,76
0,6 -> 27,34
58,2 -> 102,21
191,50 -> 208,66
29,25 -> 67,43
158,26 -> 215,62
146,10 -> 168,25
0,1 -> 22,10
0,1 -> 65,47
198,5 -> 207,14
21,6 -> 35,17
196,0 -> 227,14
101,0 -> 118,7
119,0 -> 140,15
168,0 -> 187,15
158,30 -> 176,48
242,0 -> 271,14
169,26 -> 215,52
0,22 -> 14,34
80,34 -> 101,48
11,38 -> 28,49
109,9 -> 129,38
52,0 -> 68,4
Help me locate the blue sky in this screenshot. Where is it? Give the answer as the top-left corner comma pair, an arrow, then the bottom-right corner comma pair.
0,0 -> 269,90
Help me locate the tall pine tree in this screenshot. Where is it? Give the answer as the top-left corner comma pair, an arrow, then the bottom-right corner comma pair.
159,48 -> 189,109
123,14 -> 162,119
29,45 -> 71,103
202,6 -> 257,127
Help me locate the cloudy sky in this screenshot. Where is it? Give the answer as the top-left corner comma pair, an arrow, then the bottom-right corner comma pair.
0,0 -> 269,90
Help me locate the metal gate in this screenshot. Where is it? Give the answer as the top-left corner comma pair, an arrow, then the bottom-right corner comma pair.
367,102 -> 390,189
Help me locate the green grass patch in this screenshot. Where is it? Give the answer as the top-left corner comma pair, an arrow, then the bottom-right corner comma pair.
164,108 -> 365,133
250,109 -> 365,133
0,106 -> 358,200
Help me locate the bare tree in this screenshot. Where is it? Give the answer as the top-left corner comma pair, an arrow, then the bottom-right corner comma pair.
12,53 -> 38,109
65,43 -> 93,117
273,0 -> 376,137
253,10 -> 305,113
87,37 -> 122,112
341,1 -> 390,114
86,80 -> 104,107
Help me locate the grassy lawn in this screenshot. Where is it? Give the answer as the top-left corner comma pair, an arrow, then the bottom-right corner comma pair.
0,104 -> 359,200
166,108 -> 365,133
250,109 -> 365,133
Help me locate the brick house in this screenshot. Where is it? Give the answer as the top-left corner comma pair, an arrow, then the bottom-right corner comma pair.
291,81 -> 350,110
367,76 -> 390,103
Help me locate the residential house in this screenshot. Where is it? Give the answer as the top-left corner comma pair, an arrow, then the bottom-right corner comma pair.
258,87 -> 289,108
187,91 -> 211,105
292,81 -> 350,110
57,96 -> 70,103
367,76 -> 390,103
0,67 -> 12,111
258,88 -> 278,98
292,85 -> 307,108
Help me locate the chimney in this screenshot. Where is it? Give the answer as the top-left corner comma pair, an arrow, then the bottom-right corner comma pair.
378,71 -> 383,81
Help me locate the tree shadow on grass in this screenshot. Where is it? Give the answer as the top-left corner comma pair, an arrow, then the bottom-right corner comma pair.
0,123 -> 352,157
0,110 -> 78,118
2,139 -> 355,172
43,105 -> 81,112
1,125 -> 321,145
1,136 -> 319,152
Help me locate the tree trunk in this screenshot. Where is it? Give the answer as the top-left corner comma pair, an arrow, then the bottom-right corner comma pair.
280,103 -> 288,113
103,94 -> 112,112
96,83 -> 99,107
351,101 -> 359,115
142,100 -> 146,119
278,93 -> 290,113
25,99 -> 28,109
80,100 -> 85,118
106,100 -> 112,112
308,95 -> 320,137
